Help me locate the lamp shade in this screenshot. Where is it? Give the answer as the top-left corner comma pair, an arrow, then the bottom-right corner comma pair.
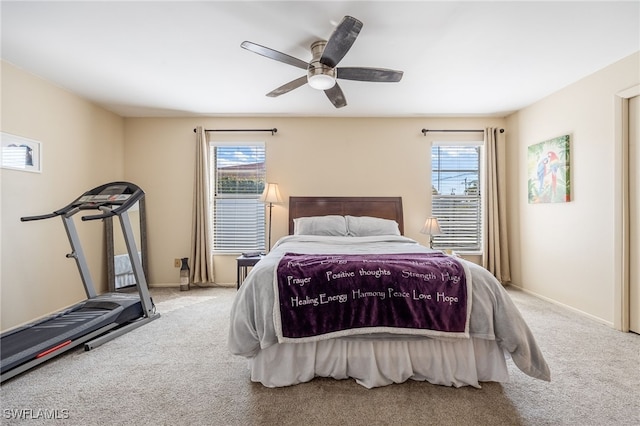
420,217 -> 442,235
259,183 -> 282,204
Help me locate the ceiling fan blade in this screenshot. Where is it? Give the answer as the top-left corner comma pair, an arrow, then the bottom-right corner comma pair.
320,16 -> 363,68
241,41 -> 309,70
337,67 -> 404,82
324,83 -> 347,108
266,76 -> 308,97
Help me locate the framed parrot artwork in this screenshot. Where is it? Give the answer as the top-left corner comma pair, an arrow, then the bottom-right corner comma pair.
527,134 -> 571,204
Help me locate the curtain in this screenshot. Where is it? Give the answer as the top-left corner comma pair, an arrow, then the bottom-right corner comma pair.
483,127 -> 511,283
190,126 -> 214,283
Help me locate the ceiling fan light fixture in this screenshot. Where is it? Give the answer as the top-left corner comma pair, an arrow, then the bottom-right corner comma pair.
242,18 -> 402,108
307,45 -> 336,90
308,73 -> 336,90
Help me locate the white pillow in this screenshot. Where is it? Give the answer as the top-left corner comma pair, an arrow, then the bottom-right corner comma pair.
293,215 -> 348,236
345,215 -> 400,236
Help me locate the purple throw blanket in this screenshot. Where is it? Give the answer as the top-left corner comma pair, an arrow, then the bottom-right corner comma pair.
274,252 -> 472,342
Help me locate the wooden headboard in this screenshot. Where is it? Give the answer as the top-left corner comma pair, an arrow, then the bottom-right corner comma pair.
288,196 -> 404,235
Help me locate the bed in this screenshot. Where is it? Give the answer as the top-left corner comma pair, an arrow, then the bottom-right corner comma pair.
228,196 -> 550,389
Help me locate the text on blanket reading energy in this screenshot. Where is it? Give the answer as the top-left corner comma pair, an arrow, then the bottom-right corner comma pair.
290,293 -> 348,307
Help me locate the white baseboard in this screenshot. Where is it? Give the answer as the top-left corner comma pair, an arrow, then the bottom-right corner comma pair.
149,282 -> 236,289
149,283 -> 180,288
509,284 -> 614,328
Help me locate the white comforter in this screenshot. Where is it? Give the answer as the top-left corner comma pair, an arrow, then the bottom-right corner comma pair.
228,235 -> 551,382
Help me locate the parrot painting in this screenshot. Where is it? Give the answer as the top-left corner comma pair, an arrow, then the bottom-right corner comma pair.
547,151 -> 560,197
527,135 -> 570,204
537,156 -> 548,193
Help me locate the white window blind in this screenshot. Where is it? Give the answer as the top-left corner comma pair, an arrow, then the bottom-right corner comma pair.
209,142 -> 266,253
431,142 -> 483,251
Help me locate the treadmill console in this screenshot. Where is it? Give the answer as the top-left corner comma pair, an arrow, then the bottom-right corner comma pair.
21,181 -> 144,222
75,184 -> 133,207
66,182 -> 144,221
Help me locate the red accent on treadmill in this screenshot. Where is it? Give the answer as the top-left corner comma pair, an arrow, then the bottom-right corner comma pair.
36,340 -> 72,358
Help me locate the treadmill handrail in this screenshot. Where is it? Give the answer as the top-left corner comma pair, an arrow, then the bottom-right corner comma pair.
20,212 -> 58,222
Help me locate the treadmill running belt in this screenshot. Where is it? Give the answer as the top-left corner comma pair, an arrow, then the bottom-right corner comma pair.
1,304 -> 125,374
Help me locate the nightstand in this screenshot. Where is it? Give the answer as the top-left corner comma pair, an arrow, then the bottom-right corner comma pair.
236,255 -> 263,289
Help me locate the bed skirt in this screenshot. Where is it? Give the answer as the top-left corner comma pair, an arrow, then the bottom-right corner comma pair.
247,337 -> 509,389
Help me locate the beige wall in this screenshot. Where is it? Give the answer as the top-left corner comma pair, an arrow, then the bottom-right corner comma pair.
5,49 -> 636,331
123,116 -> 505,286
1,61 -> 125,331
505,52 -> 640,326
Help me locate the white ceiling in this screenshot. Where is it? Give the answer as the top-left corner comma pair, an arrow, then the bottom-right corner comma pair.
1,1 -> 638,118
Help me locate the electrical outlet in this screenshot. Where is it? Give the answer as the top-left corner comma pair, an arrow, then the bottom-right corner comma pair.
174,258 -> 181,268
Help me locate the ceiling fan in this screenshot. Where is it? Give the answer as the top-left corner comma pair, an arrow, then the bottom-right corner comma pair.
241,16 -> 404,108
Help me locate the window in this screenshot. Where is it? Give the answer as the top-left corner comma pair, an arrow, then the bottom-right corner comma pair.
431,142 -> 483,252
209,142 -> 266,253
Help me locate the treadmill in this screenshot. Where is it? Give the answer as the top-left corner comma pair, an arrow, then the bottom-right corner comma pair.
1,181 -> 160,383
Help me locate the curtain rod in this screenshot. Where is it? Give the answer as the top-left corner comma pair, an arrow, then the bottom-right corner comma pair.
194,128 -> 277,135
422,128 -> 504,135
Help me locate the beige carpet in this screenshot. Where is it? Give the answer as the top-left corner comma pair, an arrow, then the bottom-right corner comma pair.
1,285 -> 638,426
